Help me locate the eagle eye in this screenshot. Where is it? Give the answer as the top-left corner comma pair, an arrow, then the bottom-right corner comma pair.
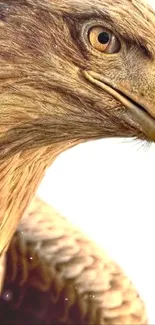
88,26 -> 121,54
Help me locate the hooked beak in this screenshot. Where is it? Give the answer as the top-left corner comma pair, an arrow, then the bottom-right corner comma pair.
83,70 -> 155,142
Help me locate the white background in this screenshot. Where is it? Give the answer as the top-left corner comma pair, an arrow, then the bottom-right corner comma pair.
146,0 -> 155,10
37,138 -> 155,324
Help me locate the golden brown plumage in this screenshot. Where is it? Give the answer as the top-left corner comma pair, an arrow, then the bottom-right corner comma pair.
0,198 -> 147,325
0,0 -> 154,323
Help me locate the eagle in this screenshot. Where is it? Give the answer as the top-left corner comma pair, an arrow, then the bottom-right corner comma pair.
0,0 -> 154,323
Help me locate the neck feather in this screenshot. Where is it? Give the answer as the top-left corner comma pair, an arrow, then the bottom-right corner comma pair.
0,142 -> 71,255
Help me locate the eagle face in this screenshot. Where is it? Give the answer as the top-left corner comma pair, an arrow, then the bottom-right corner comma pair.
0,0 -> 155,158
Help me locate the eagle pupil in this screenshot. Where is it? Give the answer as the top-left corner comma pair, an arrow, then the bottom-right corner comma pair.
98,32 -> 110,44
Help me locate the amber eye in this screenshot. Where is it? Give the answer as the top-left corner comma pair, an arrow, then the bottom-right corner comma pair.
88,26 -> 120,54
